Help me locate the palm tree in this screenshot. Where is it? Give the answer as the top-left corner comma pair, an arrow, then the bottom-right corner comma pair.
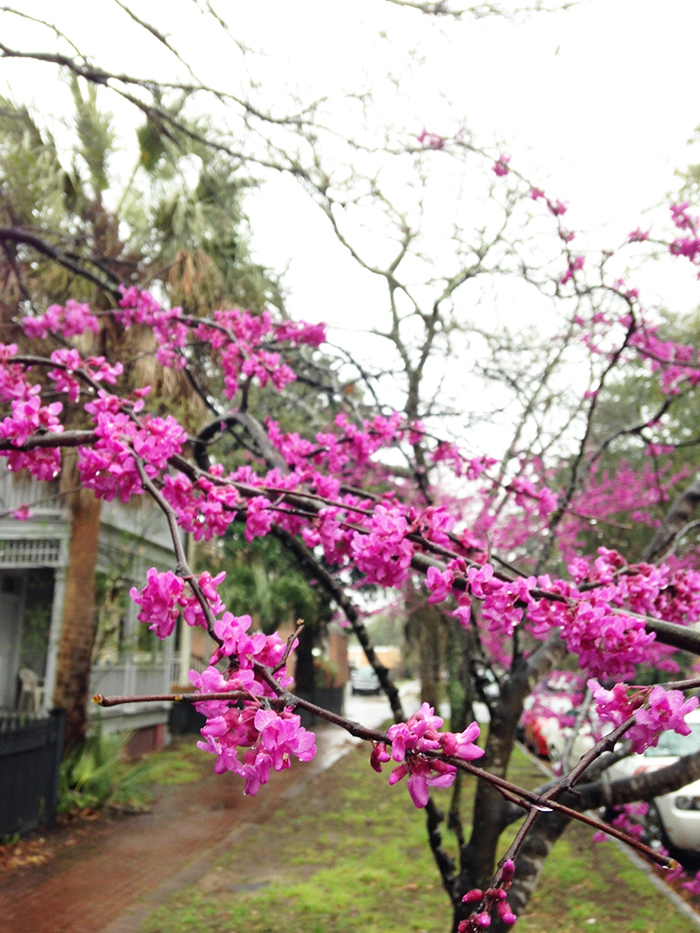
0,80 -> 278,748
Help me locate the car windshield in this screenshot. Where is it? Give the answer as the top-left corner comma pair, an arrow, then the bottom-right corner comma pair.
645,723 -> 700,758
353,669 -> 378,682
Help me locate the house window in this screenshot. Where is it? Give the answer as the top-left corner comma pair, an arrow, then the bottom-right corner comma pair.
19,569 -> 54,677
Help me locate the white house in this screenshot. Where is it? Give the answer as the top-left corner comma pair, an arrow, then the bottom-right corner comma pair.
0,468 -> 183,750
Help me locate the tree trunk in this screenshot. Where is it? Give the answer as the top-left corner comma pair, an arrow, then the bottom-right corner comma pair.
52,486 -> 101,752
293,619 -> 316,695
453,631 -> 567,930
415,601 -> 442,709
643,472 -> 700,562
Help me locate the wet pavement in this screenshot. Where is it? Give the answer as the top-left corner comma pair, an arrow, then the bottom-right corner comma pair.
0,688 -> 407,933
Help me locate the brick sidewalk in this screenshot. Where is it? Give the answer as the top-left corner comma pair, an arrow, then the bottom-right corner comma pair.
0,723 -> 359,933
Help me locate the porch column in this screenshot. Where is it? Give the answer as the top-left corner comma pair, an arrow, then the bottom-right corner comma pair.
43,565 -> 66,714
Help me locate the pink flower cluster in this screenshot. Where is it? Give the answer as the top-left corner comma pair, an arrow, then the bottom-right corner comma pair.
628,318 -> 700,394
416,128 -> 445,150
77,393 -> 187,502
49,349 -> 122,402
117,287 -> 325,398
129,564 -> 315,795
351,505 -> 414,588
492,154 -> 510,177
509,473 -> 558,519
21,300 -> 100,340
188,612 -> 316,793
668,202 -> 700,272
370,703 -> 484,808
459,858 -> 517,930
559,254 -> 585,286
162,471 -> 243,542
196,701 -> 316,795
129,568 -> 226,638
588,679 -> 699,754
0,391 -> 63,480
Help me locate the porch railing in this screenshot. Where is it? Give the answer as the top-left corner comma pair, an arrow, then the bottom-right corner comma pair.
89,661 -> 171,702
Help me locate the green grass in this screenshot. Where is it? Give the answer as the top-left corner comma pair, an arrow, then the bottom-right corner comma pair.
135,740 -> 206,787
137,743 -> 695,933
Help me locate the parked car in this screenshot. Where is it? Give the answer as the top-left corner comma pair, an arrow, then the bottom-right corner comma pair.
606,709 -> 700,854
521,695 -> 574,758
350,667 -> 382,695
547,710 -> 609,767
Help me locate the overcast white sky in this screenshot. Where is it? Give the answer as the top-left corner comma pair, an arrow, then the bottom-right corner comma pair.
241,0 -> 700,331
3,1 -> 699,310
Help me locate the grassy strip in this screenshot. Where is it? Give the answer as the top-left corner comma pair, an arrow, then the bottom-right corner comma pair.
138,742 -> 692,933
133,740 -> 208,787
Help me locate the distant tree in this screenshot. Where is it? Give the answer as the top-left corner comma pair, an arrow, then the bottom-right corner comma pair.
0,83 -> 281,749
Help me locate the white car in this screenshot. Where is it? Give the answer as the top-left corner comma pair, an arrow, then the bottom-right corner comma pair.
350,667 -> 382,695
606,709 -> 700,853
547,717 -> 598,767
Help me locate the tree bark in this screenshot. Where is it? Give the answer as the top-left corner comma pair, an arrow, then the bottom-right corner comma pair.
643,472 -> 700,562
453,630 -> 567,930
415,600 -> 442,709
52,486 -> 101,752
293,618 -> 316,695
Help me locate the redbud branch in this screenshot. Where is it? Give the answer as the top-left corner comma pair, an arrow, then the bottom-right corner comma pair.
6,419 -> 700,656
134,458 -> 221,644
12,354 -> 112,397
93,681 -> 676,869
0,430 -> 96,450
273,623 -> 304,674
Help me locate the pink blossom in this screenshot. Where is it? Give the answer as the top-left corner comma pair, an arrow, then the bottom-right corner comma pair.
254,708 -> 317,767
629,228 -> 650,242
130,568 -> 184,639
462,889 -> 484,903
416,128 -> 445,150
492,154 -> 510,177
559,255 -> 584,285
467,563 -> 494,598
370,742 -> 392,772
180,571 -> 226,628
351,505 -> 414,588
426,566 -> 454,603
22,300 -> 99,340
381,705 -> 482,808
548,199 -> 568,216
0,395 -> 63,447
245,496 -> 274,542
629,685 -> 699,753
588,679 -> 640,727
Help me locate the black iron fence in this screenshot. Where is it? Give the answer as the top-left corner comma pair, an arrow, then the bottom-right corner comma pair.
0,709 -> 65,837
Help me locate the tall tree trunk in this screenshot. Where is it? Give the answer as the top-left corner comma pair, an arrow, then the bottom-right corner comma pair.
413,600 -> 442,709
643,472 -> 700,562
52,486 -> 101,752
293,619 -> 316,695
453,632 -> 567,930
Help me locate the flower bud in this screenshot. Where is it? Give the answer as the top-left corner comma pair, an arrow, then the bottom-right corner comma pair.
462,888 -> 483,903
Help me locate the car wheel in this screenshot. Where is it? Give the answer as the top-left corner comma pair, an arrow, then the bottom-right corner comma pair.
644,802 -> 671,853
